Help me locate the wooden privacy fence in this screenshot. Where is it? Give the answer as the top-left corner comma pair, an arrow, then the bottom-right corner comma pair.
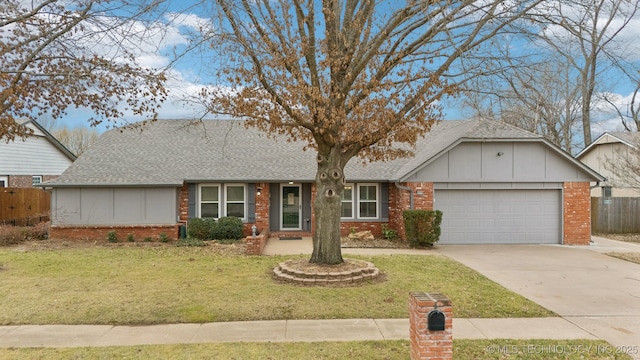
0,188 -> 50,226
591,197 -> 640,234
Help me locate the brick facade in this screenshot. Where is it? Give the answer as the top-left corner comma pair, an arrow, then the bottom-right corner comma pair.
563,182 -> 592,245
7,175 -> 58,188
253,182 -> 271,234
50,180 -> 594,247
245,232 -> 269,255
388,182 -> 434,240
50,224 -> 181,242
178,183 -> 189,226
409,292 -> 453,360
240,180 -> 595,245
178,182 -> 272,238
337,182 -> 433,238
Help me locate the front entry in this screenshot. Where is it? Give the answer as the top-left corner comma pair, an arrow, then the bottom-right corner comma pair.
281,184 -> 301,230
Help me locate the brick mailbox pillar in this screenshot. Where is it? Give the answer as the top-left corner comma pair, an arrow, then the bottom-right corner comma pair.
409,292 -> 453,360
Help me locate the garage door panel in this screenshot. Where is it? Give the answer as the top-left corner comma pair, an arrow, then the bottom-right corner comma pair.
467,204 -> 482,213
465,218 -> 481,227
435,189 -> 560,244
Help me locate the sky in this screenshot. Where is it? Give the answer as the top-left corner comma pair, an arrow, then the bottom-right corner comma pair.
44,1 -> 640,147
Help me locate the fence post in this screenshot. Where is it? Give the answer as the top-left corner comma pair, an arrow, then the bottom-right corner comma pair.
409,292 -> 453,360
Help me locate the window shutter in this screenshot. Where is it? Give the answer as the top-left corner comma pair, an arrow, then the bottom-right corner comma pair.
188,183 -> 196,220
248,183 -> 256,223
381,182 -> 389,220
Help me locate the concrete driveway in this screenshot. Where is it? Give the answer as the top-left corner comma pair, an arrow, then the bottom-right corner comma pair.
437,237 -> 640,358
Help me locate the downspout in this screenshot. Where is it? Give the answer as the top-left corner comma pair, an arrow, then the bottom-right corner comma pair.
395,182 -> 414,209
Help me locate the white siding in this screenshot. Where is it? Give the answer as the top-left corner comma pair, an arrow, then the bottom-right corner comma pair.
580,142 -> 640,197
0,134 -> 73,175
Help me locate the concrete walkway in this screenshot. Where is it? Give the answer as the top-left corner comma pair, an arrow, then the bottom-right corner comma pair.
0,236 -> 636,352
0,318 -> 595,348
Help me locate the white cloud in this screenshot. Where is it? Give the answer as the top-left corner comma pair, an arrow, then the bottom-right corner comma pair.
536,0 -> 640,61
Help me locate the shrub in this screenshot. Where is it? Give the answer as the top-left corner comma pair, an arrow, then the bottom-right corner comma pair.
403,210 -> 443,248
0,225 -> 26,246
107,231 -> 118,243
143,236 -> 153,242
27,222 -> 49,240
188,218 -> 217,240
381,224 -> 398,240
127,233 -> 135,242
210,217 -> 244,242
159,233 -> 170,243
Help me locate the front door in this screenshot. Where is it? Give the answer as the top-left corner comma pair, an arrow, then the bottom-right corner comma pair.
281,184 -> 301,230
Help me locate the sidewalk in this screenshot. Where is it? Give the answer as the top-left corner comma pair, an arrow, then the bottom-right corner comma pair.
0,317 -> 596,348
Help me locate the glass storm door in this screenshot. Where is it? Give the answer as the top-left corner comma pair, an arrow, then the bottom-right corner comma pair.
281,185 -> 301,230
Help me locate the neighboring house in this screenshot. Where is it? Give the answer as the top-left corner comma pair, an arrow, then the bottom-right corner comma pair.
576,132 -> 640,197
0,119 -> 76,188
45,119 -> 603,245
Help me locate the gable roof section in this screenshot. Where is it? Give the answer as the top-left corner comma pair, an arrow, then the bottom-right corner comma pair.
23,119 -> 77,161
394,119 -> 603,181
47,118 -> 603,187
576,131 -> 640,159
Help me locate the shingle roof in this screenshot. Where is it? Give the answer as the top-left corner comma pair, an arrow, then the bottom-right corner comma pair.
575,131 -> 640,159
606,132 -> 640,147
46,118 -> 573,186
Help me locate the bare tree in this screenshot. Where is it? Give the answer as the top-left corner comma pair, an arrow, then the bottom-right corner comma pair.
602,75 -> 640,132
202,0 -> 544,264
463,0 -> 640,150
500,60 -> 581,153
532,0 -> 639,146
50,126 -> 99,156
0,0 -> 169,141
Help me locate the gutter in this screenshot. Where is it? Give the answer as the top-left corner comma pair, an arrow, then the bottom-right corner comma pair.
395,182 -> 414,209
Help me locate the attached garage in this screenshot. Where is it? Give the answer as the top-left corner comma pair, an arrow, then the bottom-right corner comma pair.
434,188 -> 561,244
400,129 -> 604,245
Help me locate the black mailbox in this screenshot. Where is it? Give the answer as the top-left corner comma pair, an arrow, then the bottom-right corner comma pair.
427,309 -> 446,331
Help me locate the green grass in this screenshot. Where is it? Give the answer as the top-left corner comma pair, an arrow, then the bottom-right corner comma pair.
0,247 -> 552,325
0,340 -> 630,360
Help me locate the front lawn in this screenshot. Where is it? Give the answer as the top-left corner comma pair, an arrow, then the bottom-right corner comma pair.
0,245 -> 553,325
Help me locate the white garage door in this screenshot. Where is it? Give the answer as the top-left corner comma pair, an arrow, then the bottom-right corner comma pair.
434,189 -> 561,244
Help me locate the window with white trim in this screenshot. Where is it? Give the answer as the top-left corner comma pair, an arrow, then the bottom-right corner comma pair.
0,176 -> 7,187
225,184 -> 246,219
199,184 -> 220,218
341,184 -> 354,219
358,184 -> 378,219
32,176 -> 42,185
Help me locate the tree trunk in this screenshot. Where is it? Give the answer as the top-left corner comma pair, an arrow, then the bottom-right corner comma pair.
310,147 -> 345,265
